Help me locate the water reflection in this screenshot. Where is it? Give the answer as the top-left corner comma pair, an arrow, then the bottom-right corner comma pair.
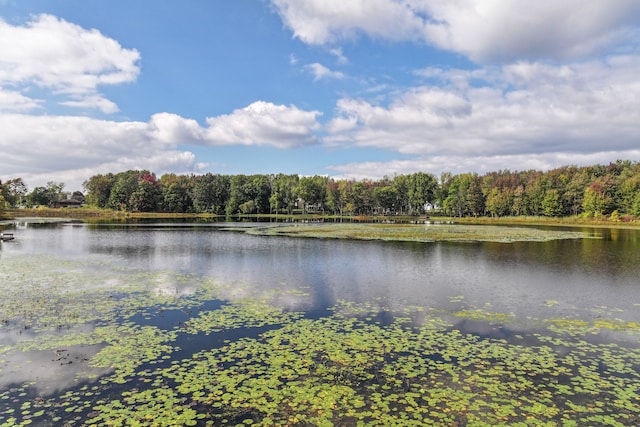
3,222 -> 640,321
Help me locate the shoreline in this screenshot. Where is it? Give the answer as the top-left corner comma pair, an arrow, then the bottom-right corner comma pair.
4,207 -> 640,230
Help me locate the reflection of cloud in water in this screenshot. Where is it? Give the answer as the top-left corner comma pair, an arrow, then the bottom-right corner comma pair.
0,324 -> 109,395
153,274 -> 197,298
0,344 -> 108,395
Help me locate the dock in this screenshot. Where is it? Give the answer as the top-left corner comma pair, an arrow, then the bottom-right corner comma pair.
0,232 -> 14,242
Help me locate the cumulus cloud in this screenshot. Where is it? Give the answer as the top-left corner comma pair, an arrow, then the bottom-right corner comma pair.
0,14 -> 140,113
0,113 -> 201,189
204,101 -> 322,148
327,55 -> 640,160
422,0 -> 640,63
305,63 -> 345,81
270,0 -> 640,62
0,100 -> 322,189
271,0 -> 426,45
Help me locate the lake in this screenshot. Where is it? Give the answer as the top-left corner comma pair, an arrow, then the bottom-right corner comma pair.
1,220 -> 639,426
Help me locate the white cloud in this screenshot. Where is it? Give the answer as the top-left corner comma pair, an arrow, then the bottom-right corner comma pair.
0,113 -> 200,190
305,63 -> 345,81
0,14 -> 140,113
270,0 -> 640,63
60,94 -> 120,114
0,89 -> 42,112
204,101 -> 322,148
0,100 -> 322,189
329,48 -> 348,64
422,0 -> 640,63
327,55 -> 640,160
271,0 -> 426,45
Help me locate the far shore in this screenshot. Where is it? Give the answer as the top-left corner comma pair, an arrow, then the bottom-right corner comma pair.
3,207 -> 640,230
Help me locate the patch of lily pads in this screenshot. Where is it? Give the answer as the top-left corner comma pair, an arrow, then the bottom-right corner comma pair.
1,253 -> 639,426
234,223 -> 594,243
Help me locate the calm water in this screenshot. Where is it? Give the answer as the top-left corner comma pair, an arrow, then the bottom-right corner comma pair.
2,221 -> 639,320
1,220 -> 639,425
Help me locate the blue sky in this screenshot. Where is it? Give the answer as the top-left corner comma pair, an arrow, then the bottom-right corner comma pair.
1,0 -> 640,191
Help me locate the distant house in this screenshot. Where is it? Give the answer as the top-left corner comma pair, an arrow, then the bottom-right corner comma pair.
424,201 -> 440,211
54,191 -> 85,208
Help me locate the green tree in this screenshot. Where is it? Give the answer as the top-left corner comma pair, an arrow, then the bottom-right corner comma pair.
84,173 -> 115,208
26,182 -> 65,207
373,184 -> 397,215
444,174 -> 473,217
466,175 -> 485,216
631,193 -> 640,217
0,182 -> 7,212
192,174 -> 230,214
2,178 -> 28,207
109,171 -> 139,211
129,173 -> 161,212
541,189 -> 562,217
391,175 -> 410,214
270,174 -> 299,214
27,186 -> 50,207
351,180 -> 374,215
226,175 -> 271,216
582,176 -> 616,217
485,187 -> 513,217
159,174 -> 193,213
295,175 -> 328,213
407,172 -> 437,214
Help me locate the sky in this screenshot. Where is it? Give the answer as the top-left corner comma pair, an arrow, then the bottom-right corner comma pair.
1,0 -> 640,192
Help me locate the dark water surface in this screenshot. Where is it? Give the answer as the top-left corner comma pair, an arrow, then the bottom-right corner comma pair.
1,220 -> 639,425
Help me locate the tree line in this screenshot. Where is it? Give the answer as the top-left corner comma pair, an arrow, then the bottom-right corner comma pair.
2,160 -> 640,219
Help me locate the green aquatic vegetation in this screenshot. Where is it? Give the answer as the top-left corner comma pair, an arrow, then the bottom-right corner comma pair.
547,316 -> 640,337
242,223 -> 593,243
182,299 -> 303,335
1,251 -> 640,426
62,305 -> 639,426
452,308 -> 515,324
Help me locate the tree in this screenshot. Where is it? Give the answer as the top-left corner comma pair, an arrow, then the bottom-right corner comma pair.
391,175 -> 410,214
0,182 -> 7,211
582,176 -> 616,217
407,172 -> 437,214
437,172 -> 453,208
160,174 -> 193,213
295,175 -> 328,213
192,174 -> 229,214
129,173 -> 161,212
270,174 -> 298,214
27,187 -> 50,207
485,187 -> 513,217
373,185 -> 397,215
109,171 -> 139,211
542,189 -> 562,217
225,175 -> 271,216
444,174 -> 473,217
2,178 -> 28,207
351,180 -> 374,215
466,175 -> 485,216
84,173 -> 115,208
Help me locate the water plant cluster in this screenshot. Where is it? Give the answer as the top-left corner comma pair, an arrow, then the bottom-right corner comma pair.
1,253 -> 639,426
237,223 -> 592,243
